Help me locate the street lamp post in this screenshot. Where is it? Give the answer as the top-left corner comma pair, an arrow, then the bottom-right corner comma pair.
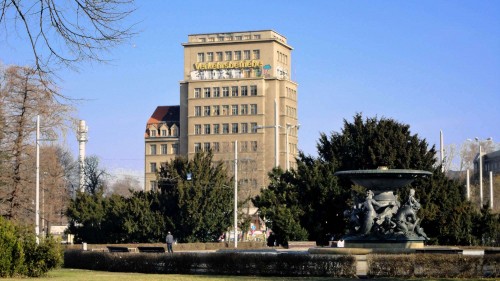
473,137 -> 493,208
234,141 -> 238,248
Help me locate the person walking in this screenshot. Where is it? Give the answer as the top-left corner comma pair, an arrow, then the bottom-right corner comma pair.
166,231 -> 174,253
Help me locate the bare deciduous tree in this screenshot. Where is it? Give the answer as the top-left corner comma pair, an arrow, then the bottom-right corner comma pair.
109,174 -> 141,197
0,65 -> 73,222
82,155 -> 108,195
0,0 -> 136,75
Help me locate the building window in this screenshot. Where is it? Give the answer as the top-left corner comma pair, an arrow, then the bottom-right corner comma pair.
222,104 -> 229,115
222,87 -> 229,97
150,144 -> 157,155
244,50 -> 251,60
251,122 -> 258,133
204,124 -> 211,134
194,143 -> 201,152
241,123 -> 248,133
213,124 -> 220,134
172,143 -> 179,154
208,37 -> 215,42
195,124 -> 201,135
250,104 -> 257,115
231,105 -> 238,115
150,162 -> 157,173
232,123 -> 239,134
149,129 -> 156,137
213,142 -> 220,152
171,126 -> 178,137
194,88 -> 201,98
253,34 -> 261,39
222,123 -> 229,134
231,86 -> 238,96
197,53 -> 205,62
241,86 -> 248,96
204,142 -> 211,151
213,105 -> 220,116
204,106 -> 211,116
235,35 -> 242,40
234,51 -> 241,60
225,51 -> 232,61
240,104 -> 248,115
251,141 -> 258,152
218,36 -> 224,41
213,87 -> 220,97
161,129 -> 167,137
243,69 -> 251,78
250,85 -> 257,96
253,50 -> 260,59
222,105 -> 229,115
199,38 -> 206,42
150,181 -> 157,192
207,52 -> 213,62
194,106 -> 201,116
204,87 -> 211,98
241,141 -> 248,152
216,52 -> 223,61
243,35 -> 251,40
161,144 -> 167,154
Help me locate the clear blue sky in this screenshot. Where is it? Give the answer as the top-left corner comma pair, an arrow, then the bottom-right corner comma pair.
2,1 -> 499,184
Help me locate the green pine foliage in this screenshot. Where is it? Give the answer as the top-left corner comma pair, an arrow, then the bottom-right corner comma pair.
254,113 -> 499,246
157,151 -> 234,243
252,168 -> 308,246
66,151 -> 233,244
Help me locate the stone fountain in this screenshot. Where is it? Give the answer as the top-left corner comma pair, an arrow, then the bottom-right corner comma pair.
334,167 -> 432,249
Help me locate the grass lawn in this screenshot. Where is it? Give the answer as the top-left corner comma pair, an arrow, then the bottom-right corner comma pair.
1,268 -> 488,281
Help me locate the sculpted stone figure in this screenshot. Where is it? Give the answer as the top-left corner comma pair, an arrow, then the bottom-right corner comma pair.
345,188 -> 428,240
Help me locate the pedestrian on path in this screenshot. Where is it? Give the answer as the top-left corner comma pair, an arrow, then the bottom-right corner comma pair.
166,231 -> 174,253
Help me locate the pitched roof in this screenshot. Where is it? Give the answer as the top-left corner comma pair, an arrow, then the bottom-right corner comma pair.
146,106 -> 180,125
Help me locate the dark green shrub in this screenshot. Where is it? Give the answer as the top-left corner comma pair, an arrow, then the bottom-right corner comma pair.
0,217 -> 25,277
0,217 -> 62,277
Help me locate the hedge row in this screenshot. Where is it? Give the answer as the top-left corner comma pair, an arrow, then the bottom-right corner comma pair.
64,250 -> 356,277
368,253 -> 500,278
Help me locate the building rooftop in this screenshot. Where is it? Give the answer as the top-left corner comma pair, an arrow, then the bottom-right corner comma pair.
146,106 -> 180,125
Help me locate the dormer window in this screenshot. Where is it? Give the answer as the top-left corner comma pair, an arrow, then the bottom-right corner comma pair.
171,125 -> 178,137
149,128 -> 157,137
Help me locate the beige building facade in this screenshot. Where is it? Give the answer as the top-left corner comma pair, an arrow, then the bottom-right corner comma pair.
146,30 -> 299,196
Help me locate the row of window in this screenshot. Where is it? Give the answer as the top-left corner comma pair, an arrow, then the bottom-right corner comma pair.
286,87 -> 298,101
194,104 -> 258,117
197,49 -> 260,63
147,124 -> 179,138
277,51 -> 288,65
286,106 -> 298,119
194,140 -> 259,153
149,143 -> 179,155
198,34 -> 261,43
194,122 -> 258,135
194,85 -> 258,98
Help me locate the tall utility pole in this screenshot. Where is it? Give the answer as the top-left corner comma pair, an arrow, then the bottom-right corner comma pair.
35,116 -> 40,245
234,141 -> 238,248
440,130 -> 444,172
76,120 -> 88,192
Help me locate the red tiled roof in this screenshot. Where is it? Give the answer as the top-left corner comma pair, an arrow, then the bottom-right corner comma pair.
147,106 -> 180,124
145,106 -> 180,137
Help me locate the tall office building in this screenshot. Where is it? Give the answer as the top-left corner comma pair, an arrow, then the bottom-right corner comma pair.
146,30 -> 299,199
